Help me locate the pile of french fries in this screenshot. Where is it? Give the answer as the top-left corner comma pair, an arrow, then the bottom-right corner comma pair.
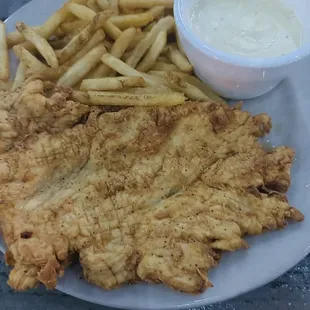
0,0 -> 224,106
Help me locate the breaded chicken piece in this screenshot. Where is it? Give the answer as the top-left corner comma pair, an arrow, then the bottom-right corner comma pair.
0,77 -> 89,154
0,80 -> 303,293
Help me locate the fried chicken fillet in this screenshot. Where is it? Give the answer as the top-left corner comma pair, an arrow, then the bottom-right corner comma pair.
0,78 -> 303,293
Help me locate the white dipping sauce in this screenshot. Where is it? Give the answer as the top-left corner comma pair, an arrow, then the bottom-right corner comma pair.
190,0 -> 303,58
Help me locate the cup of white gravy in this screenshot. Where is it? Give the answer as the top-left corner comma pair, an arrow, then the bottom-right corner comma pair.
174,0 -> 310,99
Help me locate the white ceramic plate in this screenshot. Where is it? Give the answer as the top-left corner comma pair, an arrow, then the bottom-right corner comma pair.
1,1 -> 310,309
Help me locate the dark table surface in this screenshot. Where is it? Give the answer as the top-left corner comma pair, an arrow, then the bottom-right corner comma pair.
0,0 -> 310,309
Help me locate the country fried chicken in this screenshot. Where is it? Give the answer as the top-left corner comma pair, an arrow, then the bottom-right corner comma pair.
0,79 -> 303,293
0,77 -> 89,154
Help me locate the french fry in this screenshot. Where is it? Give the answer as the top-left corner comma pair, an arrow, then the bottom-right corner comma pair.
95,0 -> 110,10
164,72 -> 209,102
122,86 -> 165,94
64,29 -> 105,66
7,25 -> 41,47
109,6 -> 164,30
150,61 -> 179,72
128,31 -> 146,49
121,51 -> 131,62
58,42 -> 107,87
148,70 -> 187,78
157,56 -> 170,63
86,0 -> 101,12
67,3 -> 97,21
181,74 -> 226,103
126,15 -> 174,68
66,4 -> 122,40
165,43 -> 193,73
71,90 -> 91,104
88,90 -> 185,106
90,27 -> 136,78
54,27 -> 66,37
56,10 -> 112,64
143,21 -> 156,32
49,36 -> 72,50
16,22 -> 59,68
81,76 -> 145,90
101,53 -> 160,86
25,66 -> 67,81
61,20 -> 88,34
147,70 -> 223,102
0,22 -> 9,81
7,31 -> 26,47
119,0 -> 173,9
109,0 -> 119,15
121,7 -> 144,14
9,0 -> 88,49
137,31 -> 167,72
102,21 -> 122,40
12,63 -> 26,90
13,45 -> 50,72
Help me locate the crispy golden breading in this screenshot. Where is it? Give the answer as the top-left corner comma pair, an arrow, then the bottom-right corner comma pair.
0,77 -> 89,154
0,79 -> 303,293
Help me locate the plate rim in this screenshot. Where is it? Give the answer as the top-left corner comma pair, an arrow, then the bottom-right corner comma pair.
2,1 -> 310,309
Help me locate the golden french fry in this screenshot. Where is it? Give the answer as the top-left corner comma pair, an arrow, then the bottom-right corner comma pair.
128,31 -> 146,49
7,25 -> 41,47
49,36 -> 72,50
126,15 -> 174,68
9,0 -> 88,49
25,66 -> 67,81
68,3 -> 97,21
95,0 -> 110,10
13,45 -> 49,72
71,90 -> 91,104
54,27 -> 65,37
165,43 -> 193,73
119,0 -> 173,9
121,7 -> 144,14
143,21 -> 156,32
66,4 -> 121,40
12,63 -> 26,90
109,0 -> 119,15
150,61 -> 179,72
90,27 -> 136,78
157,56 -> 170,63
58,42 -> 107,87
109,6 -> 164,30
64,29 -> 105,66
181,75 -> 226,104
81,76 -> 145,90
147,70 -> 223,102
101,53 -> 160,86
148,70 -> 186,77
102,21 -> 122,40
0,22 -> 9,81
7,31 -> 26,47
122,51 -> 131,62
137,31 -> 167,72
88,90 -> 185,106
16,22 -> 59,68
86,0 -> 101,12
61,20 -> 88,34
164,72 -> 209,101
56,10 -> 112,64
